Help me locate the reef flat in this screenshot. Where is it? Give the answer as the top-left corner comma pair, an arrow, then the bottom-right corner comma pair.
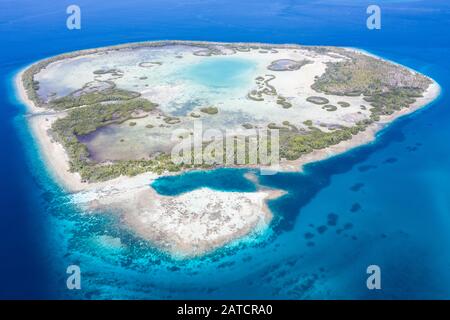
16,40 -> 440,257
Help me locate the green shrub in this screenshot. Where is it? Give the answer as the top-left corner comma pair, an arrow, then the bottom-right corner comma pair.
306,96 -> 329,105
200,106 -> 218,115
322,105 -> 337,111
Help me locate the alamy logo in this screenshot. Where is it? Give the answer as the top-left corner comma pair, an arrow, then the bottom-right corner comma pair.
367,5 -> 381,30
366,265 -> 381,290
66,265 -> 81,290
66,5 -> 81,30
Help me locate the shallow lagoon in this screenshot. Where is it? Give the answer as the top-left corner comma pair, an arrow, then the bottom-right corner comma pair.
182,57 -> 257,89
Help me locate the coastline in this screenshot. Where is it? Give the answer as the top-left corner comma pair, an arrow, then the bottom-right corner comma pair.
279,79 -> 441,172
15,70 -> 89,192
14,42 -> 442,257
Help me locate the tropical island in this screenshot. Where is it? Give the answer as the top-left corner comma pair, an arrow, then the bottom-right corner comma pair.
16,41 -> 440,257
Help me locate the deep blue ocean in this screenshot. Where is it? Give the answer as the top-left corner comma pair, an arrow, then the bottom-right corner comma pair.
1,0 -> 450,299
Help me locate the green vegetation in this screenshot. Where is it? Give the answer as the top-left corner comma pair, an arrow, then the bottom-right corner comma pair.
306,96 -> 330,105
50,86 -> 141,110
343,90 -> 362,97
311,48 -> 431,120
129,121 -> 137,126
322,104 -> 337,111
311,49 -> 430,96
200,106 -> 218,115
22,71 -> 44,107
267,59 -> 312,71
338,101 -> 350,108
282,121 -> 298,132
138,61 -> 162,67
93,68 -> 122,76
363,88 -> 420,120
248,75 -> 277,102
280,125 -> 365,161
303,120 -> 313,126
247,91 -> 265,101
268,123 -> 284,130
276,96 -> 292,109
145,124 -> 154,129
76,156 -> 186,182
51,98 -> 159,181
235,46 -> 251,52
267,123 -> 290,131
54,98 -> 155,135
163,116 -> 181,124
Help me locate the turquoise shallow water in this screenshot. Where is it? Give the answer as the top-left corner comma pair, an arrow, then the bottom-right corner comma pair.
1,0 -> 450,299
151,168 -> 257,195
183,57 -> 256,89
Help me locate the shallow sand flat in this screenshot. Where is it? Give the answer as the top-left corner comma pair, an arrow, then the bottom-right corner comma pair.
15,41 -> 441,257
74,185 -> 282,258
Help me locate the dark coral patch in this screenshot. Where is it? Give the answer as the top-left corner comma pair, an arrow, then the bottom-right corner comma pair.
383,157 -> 398,164
350,203 -> 361,212
358,165 -> 377,172
304,232 -> 315,239
350,182 -> 364,192
327,213 -> 339,226
317,225 -> 328,234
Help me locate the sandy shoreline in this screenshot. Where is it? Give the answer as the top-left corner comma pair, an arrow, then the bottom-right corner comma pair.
13,43 -> 442,257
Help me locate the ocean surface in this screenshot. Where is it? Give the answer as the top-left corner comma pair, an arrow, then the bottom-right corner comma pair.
1,0 -> 450,299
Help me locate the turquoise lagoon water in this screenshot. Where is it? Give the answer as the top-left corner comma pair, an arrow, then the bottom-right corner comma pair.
1,0 -> 450,299
183,57 -> 257,89
151,168 -> 257,195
